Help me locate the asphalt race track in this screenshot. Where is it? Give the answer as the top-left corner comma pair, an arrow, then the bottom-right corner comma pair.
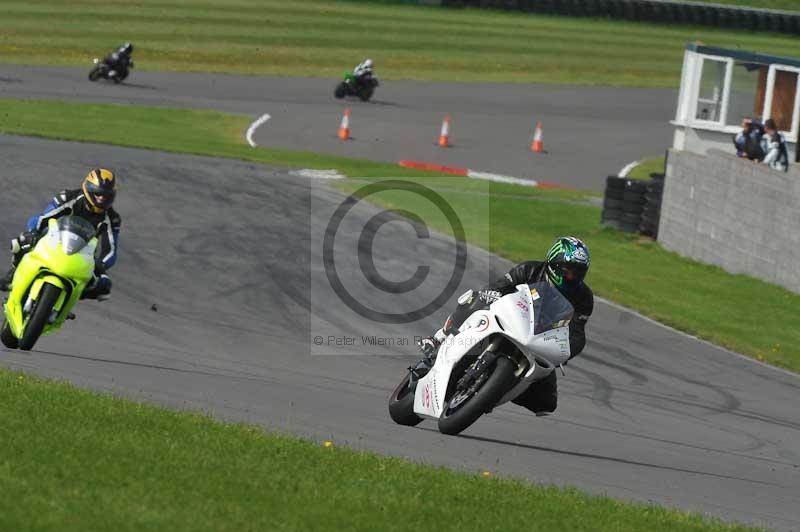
0,69 -> 798,531
1,135 -> 798,530
0,66 -> 676,190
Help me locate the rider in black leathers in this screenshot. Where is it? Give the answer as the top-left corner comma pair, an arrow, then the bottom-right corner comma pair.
415,236 -> 593,416
0,169 -> 121,301
352,58 -> 377,89
102,42 -> 135,80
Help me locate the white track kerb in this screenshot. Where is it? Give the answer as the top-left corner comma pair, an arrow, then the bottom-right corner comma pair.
617,160 -> 640,177
245,113 -> 271,147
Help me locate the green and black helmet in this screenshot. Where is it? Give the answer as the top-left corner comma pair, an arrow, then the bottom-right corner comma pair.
545,236 -> 590,290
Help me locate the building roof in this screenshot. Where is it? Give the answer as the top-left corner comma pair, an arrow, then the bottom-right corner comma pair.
686,43 -> 800,70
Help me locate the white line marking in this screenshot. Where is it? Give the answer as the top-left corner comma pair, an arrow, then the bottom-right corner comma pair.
618,160 -> 639,177
467,170 -> 538,187
245,113 -> 271,147
289,169 -> 346,180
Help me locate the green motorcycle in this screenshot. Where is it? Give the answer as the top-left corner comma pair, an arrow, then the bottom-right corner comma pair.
334,72 -> 379,101
1,216 -> 97,351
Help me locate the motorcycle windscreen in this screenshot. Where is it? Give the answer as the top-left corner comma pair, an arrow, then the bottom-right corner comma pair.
528,282 -> 574,335
56,216 -> 96,255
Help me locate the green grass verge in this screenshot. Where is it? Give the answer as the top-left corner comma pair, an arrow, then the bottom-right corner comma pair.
0,369 -> 760,532
627,156 -> 666,180
0,98 -> 595,202
0,99 -> 446,179
0,98 -> 797,371
1,0 -> 799,87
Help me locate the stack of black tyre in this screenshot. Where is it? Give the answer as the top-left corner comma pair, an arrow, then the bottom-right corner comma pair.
601,174 -> 664,236
639,175 -> 664,237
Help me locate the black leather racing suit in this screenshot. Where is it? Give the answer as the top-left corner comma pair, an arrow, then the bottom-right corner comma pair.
12,189 -> 121,298
103,51 -> 134,78
24,189 -> 121,271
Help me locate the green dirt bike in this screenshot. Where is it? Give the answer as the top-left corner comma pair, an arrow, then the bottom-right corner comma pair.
1,216 -> 97,351
334,72 -> 379,101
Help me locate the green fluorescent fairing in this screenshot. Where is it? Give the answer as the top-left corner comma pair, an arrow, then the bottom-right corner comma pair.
4,218 -> 96,339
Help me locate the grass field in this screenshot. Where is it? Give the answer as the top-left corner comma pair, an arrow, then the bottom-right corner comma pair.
1,98 -> 796,372
0,0 -> 798,87
0,369 -> 761,532
627,156 -> 666,180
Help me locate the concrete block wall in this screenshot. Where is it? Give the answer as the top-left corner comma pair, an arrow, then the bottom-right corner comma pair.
659,149 -> 800,294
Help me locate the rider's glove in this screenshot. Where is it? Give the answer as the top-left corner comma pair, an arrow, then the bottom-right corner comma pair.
477,289 -> 502,304
11,231 -> 38,255
417,336 -> 440,358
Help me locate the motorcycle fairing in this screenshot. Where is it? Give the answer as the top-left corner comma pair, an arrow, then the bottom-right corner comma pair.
413,284 -> 571,420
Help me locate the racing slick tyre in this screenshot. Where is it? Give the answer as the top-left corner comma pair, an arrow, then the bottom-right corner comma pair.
388,372 -> 423,426
88,66 -> 103,81
19,283 -> 61,351
438,356 -> 516,435
334,82 -> 347,99
358,88 -> 374,102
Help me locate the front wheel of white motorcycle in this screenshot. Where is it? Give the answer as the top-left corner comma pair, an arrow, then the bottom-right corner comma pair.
388,372 -> 423,427
438,356 -> 516,436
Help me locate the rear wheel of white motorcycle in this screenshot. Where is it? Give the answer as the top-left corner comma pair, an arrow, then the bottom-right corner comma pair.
19,283 -> 61,351
388,372 -> 423,426
438,356 -> 516,435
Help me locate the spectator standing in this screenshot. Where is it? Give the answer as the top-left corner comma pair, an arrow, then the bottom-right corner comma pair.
733,117 -> 765,161
761,118 -> 789,172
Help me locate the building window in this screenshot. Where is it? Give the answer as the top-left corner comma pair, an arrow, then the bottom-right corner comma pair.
770,69 -> 797,132
726,62 -> 767,128
695,58 -> 727,123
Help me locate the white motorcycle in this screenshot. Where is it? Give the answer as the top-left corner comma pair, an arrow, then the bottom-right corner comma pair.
389,282 -> 573,435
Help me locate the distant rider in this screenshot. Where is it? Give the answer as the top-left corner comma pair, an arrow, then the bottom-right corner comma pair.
414,237 -> 594,416
352,58 -> 378,88
0,169 -> 121,301
103,42 -> 135,80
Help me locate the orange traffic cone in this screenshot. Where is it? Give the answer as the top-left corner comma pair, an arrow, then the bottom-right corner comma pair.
531,121 -> 544,153
338,108 -> 351,140
438,115 -> 451,147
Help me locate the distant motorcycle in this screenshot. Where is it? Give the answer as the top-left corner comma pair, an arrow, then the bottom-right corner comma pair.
334,72 -> 379,101
88,57 -> 129,83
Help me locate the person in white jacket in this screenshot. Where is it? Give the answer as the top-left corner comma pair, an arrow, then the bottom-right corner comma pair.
761,118 -> 789,172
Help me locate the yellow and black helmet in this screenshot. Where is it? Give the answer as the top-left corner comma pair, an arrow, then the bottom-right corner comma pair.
82,168 -> 117,213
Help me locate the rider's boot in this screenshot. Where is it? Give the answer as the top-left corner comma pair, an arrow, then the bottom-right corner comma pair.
0,266 -> 14,292
409,332 -> 444,381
